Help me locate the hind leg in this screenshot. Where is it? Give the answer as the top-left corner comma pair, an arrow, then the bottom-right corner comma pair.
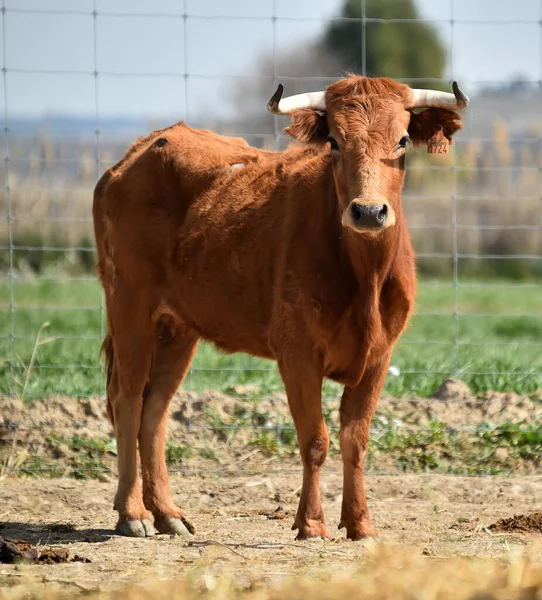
139,321 -> 199,535
106,295 -> 155,537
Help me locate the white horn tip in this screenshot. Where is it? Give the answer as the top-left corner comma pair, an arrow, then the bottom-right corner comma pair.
452,81 -> 470,108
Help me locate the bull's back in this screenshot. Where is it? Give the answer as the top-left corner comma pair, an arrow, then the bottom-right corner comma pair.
93,124 -> 295,358
93,123 -> 265,274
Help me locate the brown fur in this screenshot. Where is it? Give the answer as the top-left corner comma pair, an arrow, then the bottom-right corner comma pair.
92,76 -> 464,540
99,334 -> 115,425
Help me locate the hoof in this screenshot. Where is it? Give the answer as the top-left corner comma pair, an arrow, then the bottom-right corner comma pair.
154,516 -> 194,536
344,521 -> 378,540
293,521 -> 329,540
116,519 -> 156,538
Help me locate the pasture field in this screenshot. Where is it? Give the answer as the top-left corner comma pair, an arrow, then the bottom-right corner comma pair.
1,278 -> 541,598
1,277 -> 542,399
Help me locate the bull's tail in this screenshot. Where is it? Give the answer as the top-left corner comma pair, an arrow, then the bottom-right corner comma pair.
100,333 -> 115,425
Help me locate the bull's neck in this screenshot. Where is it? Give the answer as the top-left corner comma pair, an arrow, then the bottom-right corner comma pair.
342,219 -> 403,286
340,208 -> 405,358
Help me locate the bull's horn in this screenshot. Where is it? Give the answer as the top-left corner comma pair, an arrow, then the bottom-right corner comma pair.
408,81 -> 469,110
267,83 -> 327,115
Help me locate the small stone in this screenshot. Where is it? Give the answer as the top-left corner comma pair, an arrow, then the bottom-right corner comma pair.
230,384 -> 261,396
495,447 -> 509,460
484,396 -> 504,417
432,378 -> 472,402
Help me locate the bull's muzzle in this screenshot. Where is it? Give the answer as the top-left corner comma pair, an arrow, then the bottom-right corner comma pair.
343,201 -> 395,232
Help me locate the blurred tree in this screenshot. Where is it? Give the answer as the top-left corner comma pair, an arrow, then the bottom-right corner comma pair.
224,0 -> 448,136
324,0 -> 446,84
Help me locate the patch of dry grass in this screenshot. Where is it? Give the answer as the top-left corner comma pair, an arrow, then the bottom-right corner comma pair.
1,543 -> 541,600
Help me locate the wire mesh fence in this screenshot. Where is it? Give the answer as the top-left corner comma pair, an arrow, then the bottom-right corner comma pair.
0,1 -> 541,477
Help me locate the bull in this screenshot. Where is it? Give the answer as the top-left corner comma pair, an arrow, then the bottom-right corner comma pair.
93,75 -> 468,540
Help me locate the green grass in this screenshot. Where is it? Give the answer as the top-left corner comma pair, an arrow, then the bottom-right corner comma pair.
240,420 -> 542,475
367,420 -> 542,475
165,442 -> 194,464
4,419 -> 540,478
1,278 -> 541,399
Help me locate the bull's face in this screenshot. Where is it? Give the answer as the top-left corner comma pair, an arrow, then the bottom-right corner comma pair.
268,76 -> 468,236
326,93 -> 411,233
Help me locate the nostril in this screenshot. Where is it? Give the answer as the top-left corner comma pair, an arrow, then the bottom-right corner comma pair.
377,204 -> 388,223
351,202 -> 363,221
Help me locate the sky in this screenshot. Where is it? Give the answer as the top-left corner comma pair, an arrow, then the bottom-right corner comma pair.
0,0 -> 541,123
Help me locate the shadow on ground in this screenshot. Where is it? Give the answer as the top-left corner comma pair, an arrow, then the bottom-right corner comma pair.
0,522 -> 113,545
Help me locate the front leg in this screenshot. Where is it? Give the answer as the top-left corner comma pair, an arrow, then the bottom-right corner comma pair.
339,352 -> 391,540
278,354 -> 329,540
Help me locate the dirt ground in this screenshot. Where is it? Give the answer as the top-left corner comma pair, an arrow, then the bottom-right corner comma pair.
1,471 -> 541,594
1,384 -> 541,594
2,380 -> 541,443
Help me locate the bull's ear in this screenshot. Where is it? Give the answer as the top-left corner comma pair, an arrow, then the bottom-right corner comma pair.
284,108 -> 329,145
408,108 -> 463,148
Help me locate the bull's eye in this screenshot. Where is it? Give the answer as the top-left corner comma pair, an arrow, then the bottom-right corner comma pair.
397,135 -> 410,150
326,136 -> 340,151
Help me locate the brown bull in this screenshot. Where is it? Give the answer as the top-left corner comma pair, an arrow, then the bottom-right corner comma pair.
93,75 -> 468,540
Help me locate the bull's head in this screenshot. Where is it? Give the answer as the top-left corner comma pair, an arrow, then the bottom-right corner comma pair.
267,76 -> 469,234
